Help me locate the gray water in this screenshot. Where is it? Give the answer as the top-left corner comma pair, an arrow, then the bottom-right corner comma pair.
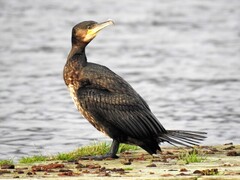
0,0 -> 240,160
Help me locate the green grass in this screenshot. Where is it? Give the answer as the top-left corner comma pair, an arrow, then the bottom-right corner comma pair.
18,142 -> 139,163
19,155 -> 48,164
124,167 -> 133,171
0,159 -> 14,166
118,143 -> 139,153
54,142 -> 139,161
178,149 -> 206,164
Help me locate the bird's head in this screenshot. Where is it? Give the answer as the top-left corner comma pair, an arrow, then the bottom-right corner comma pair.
72,20 -> 114,46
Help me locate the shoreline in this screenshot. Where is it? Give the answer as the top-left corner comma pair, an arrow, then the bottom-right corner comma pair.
0,143 -> 240,179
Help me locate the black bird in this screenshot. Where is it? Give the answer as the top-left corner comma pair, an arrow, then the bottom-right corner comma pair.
63,20 -> 206,159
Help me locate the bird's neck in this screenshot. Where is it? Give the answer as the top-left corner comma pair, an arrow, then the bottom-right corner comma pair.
67,45 -> 87,67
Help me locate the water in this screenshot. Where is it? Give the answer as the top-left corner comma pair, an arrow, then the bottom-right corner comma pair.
0,0 -> 240,160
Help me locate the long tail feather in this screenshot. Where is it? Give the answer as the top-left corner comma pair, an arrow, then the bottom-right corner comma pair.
159,130 -> 207,147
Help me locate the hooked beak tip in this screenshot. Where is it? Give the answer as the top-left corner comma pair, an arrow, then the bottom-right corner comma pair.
107,19 -> 115,25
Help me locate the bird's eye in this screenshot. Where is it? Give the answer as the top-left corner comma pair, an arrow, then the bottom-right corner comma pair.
87,25 -> 91,29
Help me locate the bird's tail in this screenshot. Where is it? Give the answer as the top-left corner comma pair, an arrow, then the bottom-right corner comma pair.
158,130 -> 207,147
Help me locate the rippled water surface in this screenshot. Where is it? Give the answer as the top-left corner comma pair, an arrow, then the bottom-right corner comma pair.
0,0 -> 240,160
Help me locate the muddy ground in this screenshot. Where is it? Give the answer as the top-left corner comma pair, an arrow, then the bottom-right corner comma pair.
1,144 -> 240,179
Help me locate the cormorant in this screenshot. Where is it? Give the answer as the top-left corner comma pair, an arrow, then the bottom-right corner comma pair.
63,20 -> 206,159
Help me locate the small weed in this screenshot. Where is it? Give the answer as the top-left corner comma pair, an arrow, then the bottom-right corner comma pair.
178,149 -> 206,164
0,159 -> 14,165
19,155 -> 47,164
124,167 -> 133,171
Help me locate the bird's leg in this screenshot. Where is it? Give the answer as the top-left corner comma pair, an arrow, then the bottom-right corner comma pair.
107,139 -> 120,158
79,139 -> 119,160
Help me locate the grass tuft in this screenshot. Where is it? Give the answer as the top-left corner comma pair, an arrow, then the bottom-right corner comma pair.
53,142 -> 139,161
178,149 -> 206,164
0,159 -> 14,166
19,155 -> 47,164
118,143 -> 139,153
54,152 -> 75,161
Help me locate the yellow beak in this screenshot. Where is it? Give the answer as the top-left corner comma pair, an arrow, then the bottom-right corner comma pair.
87,20 -> 114,36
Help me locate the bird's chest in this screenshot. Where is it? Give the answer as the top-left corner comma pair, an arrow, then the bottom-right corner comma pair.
64,66 -> 81,88
68,85 -> 83,112
64,64 -> 87,113
67,85 -> 105,133
68,85 -> 91,120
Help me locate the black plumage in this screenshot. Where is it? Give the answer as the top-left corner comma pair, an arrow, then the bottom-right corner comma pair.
63,20 -> 206,158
